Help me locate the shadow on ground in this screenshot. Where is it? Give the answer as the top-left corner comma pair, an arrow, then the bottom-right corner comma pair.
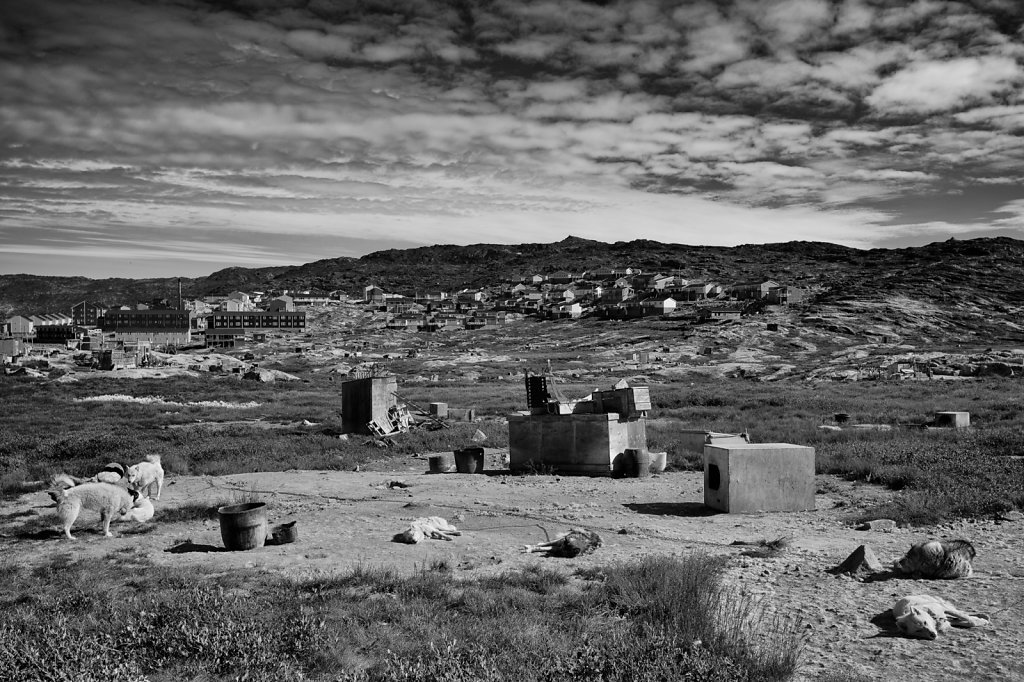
624,502 -> 722,517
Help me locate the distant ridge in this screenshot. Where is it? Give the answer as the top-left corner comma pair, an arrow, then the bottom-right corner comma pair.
2,237 -> 1024,317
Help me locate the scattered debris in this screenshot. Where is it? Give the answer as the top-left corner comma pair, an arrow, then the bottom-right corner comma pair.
857,519 -> 897,532
732,536 -> 792,558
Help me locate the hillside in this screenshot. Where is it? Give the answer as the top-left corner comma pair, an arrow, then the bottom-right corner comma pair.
2,237 -> 1024,349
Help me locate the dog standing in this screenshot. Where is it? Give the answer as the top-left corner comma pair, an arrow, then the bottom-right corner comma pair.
893,539 -> 976,579
48,482 -> 134,540
127,454 -> 164,500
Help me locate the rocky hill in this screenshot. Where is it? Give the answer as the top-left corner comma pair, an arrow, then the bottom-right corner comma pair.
2,237 -> 1024,348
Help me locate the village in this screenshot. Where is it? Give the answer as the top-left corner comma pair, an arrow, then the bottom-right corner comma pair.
1,268 -> 807,366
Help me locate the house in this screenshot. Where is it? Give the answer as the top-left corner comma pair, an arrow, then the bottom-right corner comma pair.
72,301 -> 106,327
364,286 -> 386,306
549,288 -> 576,303
641,296 -> 677,315
30,313 -> 73,327
530,274 -> 545,285
729,280 -> 779,300
642,274 -> 674,291
767,286 -> 806,305
226,291 -> 254,308
604,302 -> 645,319
571,285 -> 602,300
266,295 -> 295,312
385,314 -> 425,330
0,337 -> 23,361
700,307 -> 743,321
547,271 -> 579,285
600,286 -> 634,303
33,325 -> 77,345
678,282 -> 719,301
4,315 -> 34,340
551,302 -> 583,319
292,294 -> 331,307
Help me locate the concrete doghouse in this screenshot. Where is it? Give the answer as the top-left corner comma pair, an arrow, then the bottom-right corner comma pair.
703,443 -> 815,513
934,411 -> 970,428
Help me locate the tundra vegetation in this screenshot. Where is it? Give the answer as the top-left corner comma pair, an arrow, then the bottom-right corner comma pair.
0,552 -> 799,681
1,374 -> 1022,680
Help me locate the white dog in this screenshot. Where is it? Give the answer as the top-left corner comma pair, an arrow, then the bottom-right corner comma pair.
393,516 -> 461,544
892,595 -> 991,640
127,454 -> 164,500
117,489 -> 155,523
47,482 -> 134,540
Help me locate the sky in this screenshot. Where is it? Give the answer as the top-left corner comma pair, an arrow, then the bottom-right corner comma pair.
3,0 -> 1024,278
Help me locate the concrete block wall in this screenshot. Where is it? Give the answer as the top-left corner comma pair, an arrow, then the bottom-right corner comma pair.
509,413 -> 647,474
341,376 -> 398,434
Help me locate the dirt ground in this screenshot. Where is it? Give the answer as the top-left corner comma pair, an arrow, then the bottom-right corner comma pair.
3,456 -> 1023,682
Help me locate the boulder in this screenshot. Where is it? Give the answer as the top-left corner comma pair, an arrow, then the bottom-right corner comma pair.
831,545 -> 884,577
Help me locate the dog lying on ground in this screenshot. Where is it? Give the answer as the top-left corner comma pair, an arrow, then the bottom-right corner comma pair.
392,516 -> 461,543
117,489 -> 155,523
524,528 -> 602,557
893,539 -> 976,579
892,595 -> 991,639
127,454 -> 164,500
48,462 -> 126,489
92,462 -> 127,485
47,482 -> 134,540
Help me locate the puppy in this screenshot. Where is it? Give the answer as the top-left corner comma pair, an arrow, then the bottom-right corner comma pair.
47,482 -> 134,540
127,454 -> 164,500
117,489 -> 155,523
893,539 -> 976,579
92,462 -> 127,485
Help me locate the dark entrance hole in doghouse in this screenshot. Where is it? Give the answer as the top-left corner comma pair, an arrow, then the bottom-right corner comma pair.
708,464 -> 721,490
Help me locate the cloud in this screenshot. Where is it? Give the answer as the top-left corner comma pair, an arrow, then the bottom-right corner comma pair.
867,56 -> 1023,114
4,0 -> 1024,278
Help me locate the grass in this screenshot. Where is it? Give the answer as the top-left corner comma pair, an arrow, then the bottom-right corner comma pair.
0,553 -> 801,682
2,374 -> 1023,525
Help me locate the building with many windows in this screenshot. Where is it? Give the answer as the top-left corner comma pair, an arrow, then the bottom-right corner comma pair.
99,309 -> 193,347
204,311 -> 307,347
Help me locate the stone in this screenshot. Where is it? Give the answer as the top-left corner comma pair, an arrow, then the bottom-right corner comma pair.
856,519 -> 897,532
831,545 -> 884,576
